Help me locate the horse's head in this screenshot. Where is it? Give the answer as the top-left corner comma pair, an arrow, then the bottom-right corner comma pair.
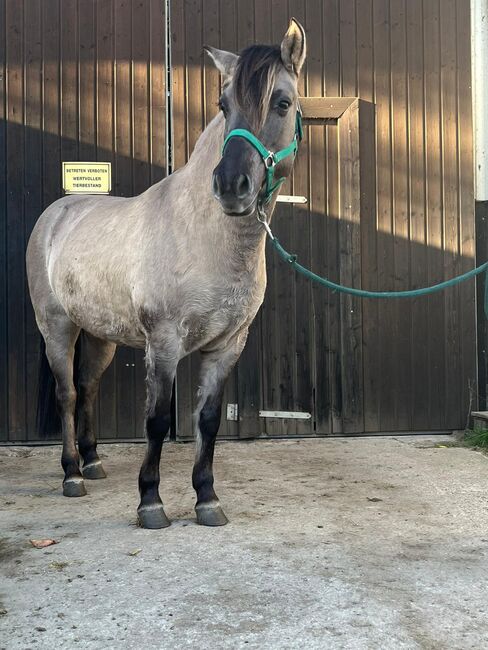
206,19 -> 306,217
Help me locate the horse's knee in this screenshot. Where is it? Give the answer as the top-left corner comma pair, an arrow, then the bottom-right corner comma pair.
146,408 -> 171,440
55,385 -> 76,413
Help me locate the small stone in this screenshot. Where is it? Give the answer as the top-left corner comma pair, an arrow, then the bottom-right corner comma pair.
35,627 -> 46,632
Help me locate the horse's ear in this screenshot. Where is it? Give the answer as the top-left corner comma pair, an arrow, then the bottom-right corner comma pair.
280,18 -> 306,76
204,46 -> 238,83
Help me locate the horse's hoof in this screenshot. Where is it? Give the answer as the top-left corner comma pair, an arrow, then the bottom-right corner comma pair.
195,502 -> 229,526
63,477 -> 87,497
82,460 -> 107,480
137,504 -> 171,529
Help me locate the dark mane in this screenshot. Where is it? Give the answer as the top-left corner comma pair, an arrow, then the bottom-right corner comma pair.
233,44 -> 283,131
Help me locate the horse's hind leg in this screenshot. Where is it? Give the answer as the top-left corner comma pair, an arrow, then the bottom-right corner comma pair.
192,332 -> 248,526
77,332 -> 116,479
41,314 -> 84,496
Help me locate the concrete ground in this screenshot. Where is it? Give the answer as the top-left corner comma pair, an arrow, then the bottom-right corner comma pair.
1,437 -> 488,650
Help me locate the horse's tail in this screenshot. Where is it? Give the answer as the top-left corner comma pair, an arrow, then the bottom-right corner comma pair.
36,337 -> 61,438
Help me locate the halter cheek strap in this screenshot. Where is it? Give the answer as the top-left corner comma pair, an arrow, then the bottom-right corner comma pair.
221,108 -> 303,205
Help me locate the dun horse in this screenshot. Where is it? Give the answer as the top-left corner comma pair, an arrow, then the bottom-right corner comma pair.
26,19 -> 306,529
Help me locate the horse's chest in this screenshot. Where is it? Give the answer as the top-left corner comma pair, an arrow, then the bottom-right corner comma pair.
181,278 -> 263,351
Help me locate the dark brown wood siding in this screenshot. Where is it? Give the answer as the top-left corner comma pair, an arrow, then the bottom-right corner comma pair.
0,0 -> 166,442
171,0 -> 475,436
0,0 -> 476,441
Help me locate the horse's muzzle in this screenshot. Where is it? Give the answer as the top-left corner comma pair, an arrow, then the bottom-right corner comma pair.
212,165 -> 256,216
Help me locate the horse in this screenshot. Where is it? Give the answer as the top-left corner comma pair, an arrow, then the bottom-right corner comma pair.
26,19 -> 306,529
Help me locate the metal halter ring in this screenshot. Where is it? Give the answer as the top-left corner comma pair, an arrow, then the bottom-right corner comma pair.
264,154 -> 276,169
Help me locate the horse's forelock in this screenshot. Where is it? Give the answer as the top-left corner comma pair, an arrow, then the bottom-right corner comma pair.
233,45 -> 283,132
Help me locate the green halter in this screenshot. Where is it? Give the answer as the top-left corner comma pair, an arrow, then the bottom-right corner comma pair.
221,108 -> 303,205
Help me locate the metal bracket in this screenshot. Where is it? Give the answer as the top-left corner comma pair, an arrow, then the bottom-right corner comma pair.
259,410 -> 312,420
226,404 -> 239,421
276,195 -> 308,204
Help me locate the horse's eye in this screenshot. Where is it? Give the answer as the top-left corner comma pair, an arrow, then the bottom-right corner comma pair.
278,99 -> 291,111
218,99 -> 228,117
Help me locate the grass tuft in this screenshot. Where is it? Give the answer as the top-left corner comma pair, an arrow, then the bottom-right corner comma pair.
463,427 -> 488,449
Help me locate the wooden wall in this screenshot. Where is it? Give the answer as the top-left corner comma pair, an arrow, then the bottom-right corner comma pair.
0,0 -> 476,441
0,0 -> 166,441
171,0 -> 475,435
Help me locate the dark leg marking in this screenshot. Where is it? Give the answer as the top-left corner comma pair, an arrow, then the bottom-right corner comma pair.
76,333 -> 116,480
193,397 -> 228,526
42,316 -> 85,497
192,336 -> 248,526
137,339 -> 178,529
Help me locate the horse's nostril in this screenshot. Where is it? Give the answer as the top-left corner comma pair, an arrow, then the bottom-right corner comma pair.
234,174 -> 251,200
212,172 -> 222,197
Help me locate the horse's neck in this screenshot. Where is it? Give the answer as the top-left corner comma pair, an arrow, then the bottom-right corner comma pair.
179,113 -> 269,260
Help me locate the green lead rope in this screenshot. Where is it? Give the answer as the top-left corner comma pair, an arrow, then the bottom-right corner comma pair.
269,236 -> 488,319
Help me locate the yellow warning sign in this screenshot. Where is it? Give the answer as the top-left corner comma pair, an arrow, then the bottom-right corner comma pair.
62,162 -> 112,194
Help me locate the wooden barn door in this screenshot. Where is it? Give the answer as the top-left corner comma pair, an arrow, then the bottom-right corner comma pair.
172,0 -> 476,439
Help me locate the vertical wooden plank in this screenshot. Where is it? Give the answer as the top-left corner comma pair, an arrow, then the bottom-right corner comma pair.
307,0 -> 329,434
171,0 -> 186,170
423,0 -> 445,430
97,0 -> 118,439
223,1 -> 252,439
390,0 -> 410,431
0,0 -> 7,440
288,0 -> 314,435
323,0 -> 339,96
114,0 -> 136,437
440,0 -> 462,428
237,0 -> 254,50
185,0 -> 203,154
407,0 -> 429,430
253,0 -> 271,45
373,0 -> 395,432
42,0 -> 62,209
150,0 -> 166,181
257,1 -> 280,436
79,0 -> 96,161
234,0 -> 261,439
340,0 -> 357,96
456,0 -> 476,425
338,101 -> 363,433
356,0 -> 373,101
132,0 -> 152,438
61,0 -> 79,163
323,2 -> 342,433
358,98 -> 377,433
6,0 -> 26,439
24,0 -> 43,438
202,0 -> 219,128
357,0 -> 379,432
171,0 -> 193,439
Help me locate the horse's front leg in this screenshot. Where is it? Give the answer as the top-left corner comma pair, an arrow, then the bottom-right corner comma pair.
193,331 -> 248,526
137,336 -> 179,529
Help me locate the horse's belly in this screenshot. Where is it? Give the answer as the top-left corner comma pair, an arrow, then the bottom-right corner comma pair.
56,283 -> 146,348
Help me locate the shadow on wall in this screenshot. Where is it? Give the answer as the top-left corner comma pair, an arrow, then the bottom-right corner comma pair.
0,121 -> 165,443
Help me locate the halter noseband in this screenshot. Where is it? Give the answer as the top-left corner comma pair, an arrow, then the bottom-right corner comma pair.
221,107 -> 303,205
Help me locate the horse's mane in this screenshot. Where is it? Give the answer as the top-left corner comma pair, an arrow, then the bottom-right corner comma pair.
233,45 -> 283,132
